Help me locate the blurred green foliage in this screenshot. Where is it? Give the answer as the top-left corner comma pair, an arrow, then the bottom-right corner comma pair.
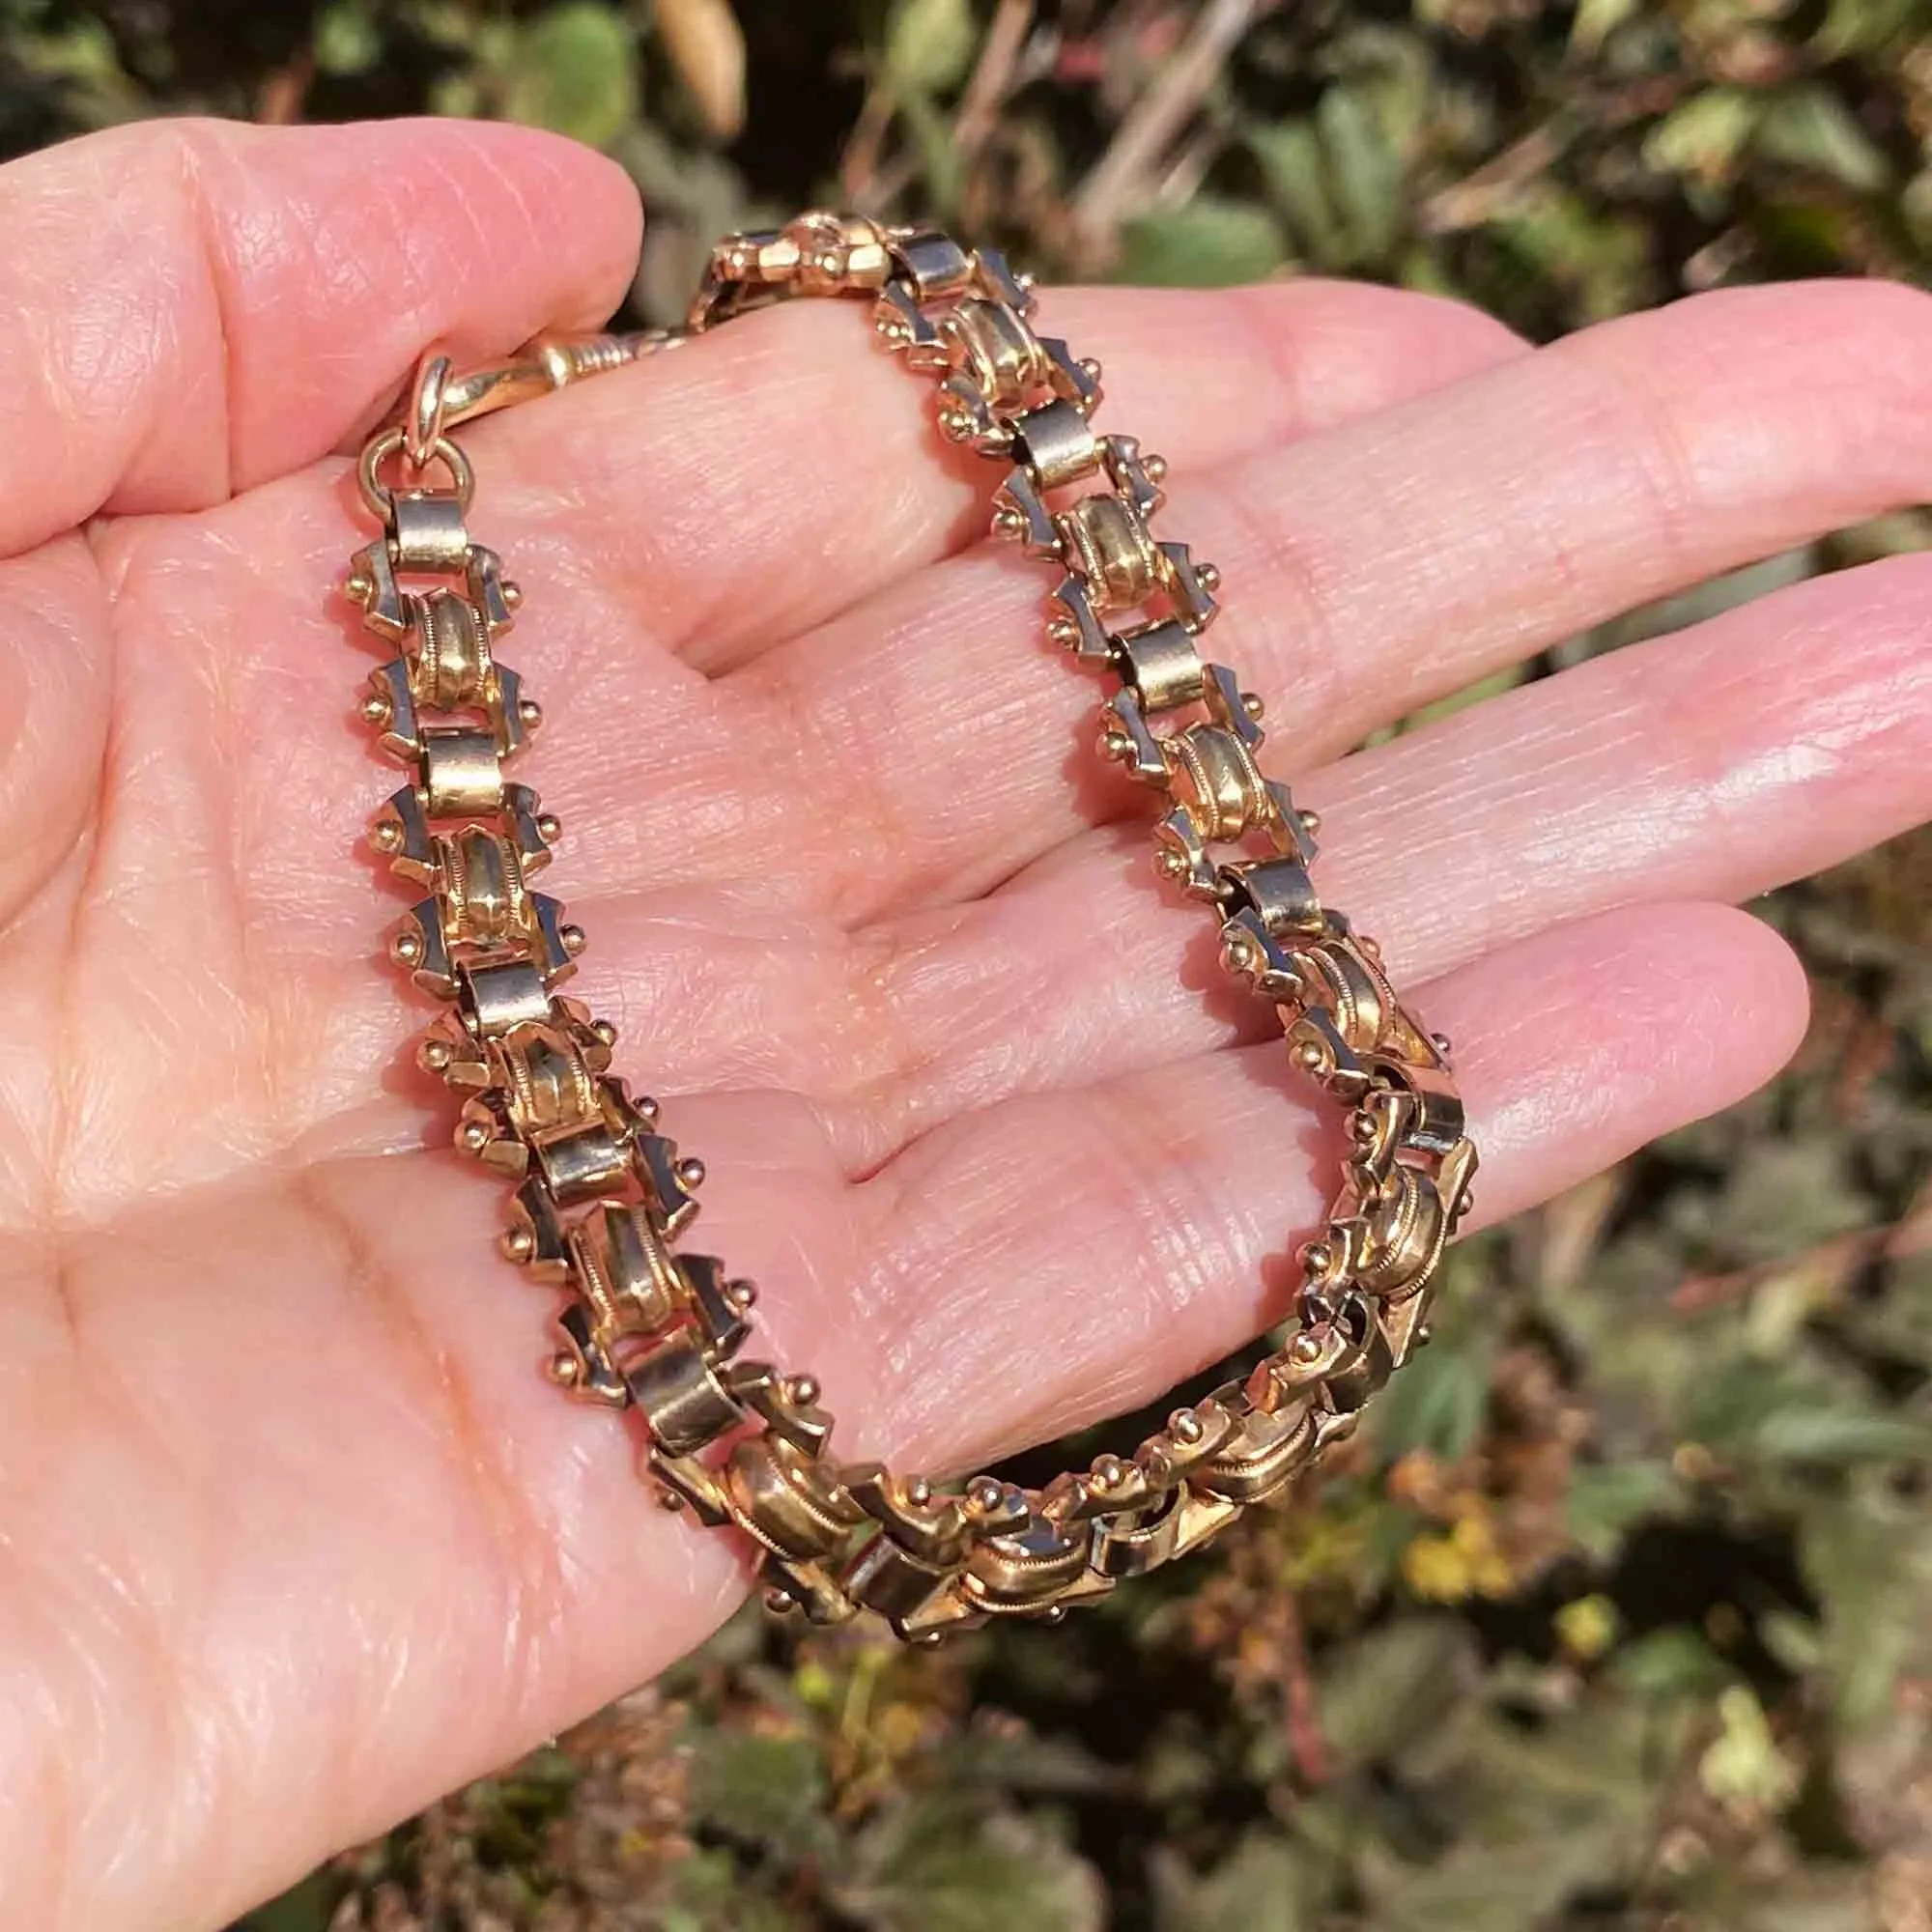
0,0 -> 1925,1924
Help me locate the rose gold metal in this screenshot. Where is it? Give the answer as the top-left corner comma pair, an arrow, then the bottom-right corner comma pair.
345,215 -> 1476,1641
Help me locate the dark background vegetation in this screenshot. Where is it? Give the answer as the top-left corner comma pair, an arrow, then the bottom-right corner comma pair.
0,0 -> 1925,1924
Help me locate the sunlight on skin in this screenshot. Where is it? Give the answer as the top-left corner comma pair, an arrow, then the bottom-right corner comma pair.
0,117 -> 1925,1929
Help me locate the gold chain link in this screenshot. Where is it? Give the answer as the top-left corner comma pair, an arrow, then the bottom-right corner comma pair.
345,218 -> 1477,1642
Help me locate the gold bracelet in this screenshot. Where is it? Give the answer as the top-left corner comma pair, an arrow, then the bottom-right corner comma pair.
343,214 -> 1477,1642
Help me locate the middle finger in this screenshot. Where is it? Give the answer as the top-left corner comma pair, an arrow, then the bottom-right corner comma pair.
636,276 -> 1932,925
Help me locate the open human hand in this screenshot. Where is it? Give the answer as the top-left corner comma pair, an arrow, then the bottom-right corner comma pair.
5,116 -> 1931,1930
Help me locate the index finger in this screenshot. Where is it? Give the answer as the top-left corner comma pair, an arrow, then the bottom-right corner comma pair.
0,116 -> 641,554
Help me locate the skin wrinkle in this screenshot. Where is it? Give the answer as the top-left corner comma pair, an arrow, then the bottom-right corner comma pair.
0,1525 -> 87,1929
50,528 -> 124,1241
1181,463 -> 1351,755
0,546 -> 108,959
1550,332 -> 1704,597
170,127 -> 241,500
205,523 -> 321,1167
1219,279 -> 1526,430
283,1162 -> 572,1697
1,1273 -> 217,1922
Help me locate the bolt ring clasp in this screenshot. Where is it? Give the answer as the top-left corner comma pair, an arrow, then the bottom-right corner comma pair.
404,350 -> 454,470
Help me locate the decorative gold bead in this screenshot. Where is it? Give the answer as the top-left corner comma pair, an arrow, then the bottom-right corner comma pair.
1432,1033 -> 1453,1058
559,923 -> 587,956
459,1120 -> 492,1154
1299,809 -> 1321,839
1220,932 -> 1257,977
657,1487 -> 685,1512
965,1475 -> 1006,1515
762,1587 -> 796,1616
500,1225 -> 534,1264
1292,1039 -> 1325,1074
1241,692 -> 1264,721
418,1037 -> 452,1073
676,1156 -> 706,1190
1155,849 -> 1188,880
344,573 -> 372,603
1300,1239 -> 1335,1277
1078,356 -> 1102,384
784,1374 -> 820,1408
1169,1407 -> 1205,1444
360,692 -> 392,725
1290,1331 -> 1326,1367
1143,452 -> 1168,483
390,930 -> 423,967
1046,612 -> 1081,648
906,1476 -> 933,1507
546,1351 -> 580,1387
1099,727 -> 1135,762
517,697 -> 544,730
1197,561 -> 1222,593
590,1018 -> 618,1047
369,820 -> 403,854
535,812 -> 561,842
500,581 -> 524,611
724,1279 -> 757,1315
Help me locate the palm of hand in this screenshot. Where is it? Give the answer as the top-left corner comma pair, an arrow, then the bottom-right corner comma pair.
5,117 -> 1931,1930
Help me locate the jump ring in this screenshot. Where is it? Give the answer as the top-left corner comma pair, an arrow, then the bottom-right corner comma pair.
356,426 -> 475,521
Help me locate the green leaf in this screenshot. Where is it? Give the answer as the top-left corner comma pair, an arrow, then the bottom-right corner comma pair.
1364,1838 -> 1595,1932
884,0 -> 977,96
1815,0 -> 1922,58
314,1 -> 381,75
1319,84 -> 1404,261
839,1798 -> 1103,1932
1362,1701 -> 1657,1926
1564,1460 -> 1680,1560
234,1873 -> 331,1932
1754,85 -> 1891,193
1319,1617 -> 1472,1768
1152,1832 -> 1321,1932
1118,199 -> 1286,287
1698,1685 -> 1798,1812
1683,1354 -> 1930,1471
1611,1628 -> 1732,1701
506,2 -> 639,150
1644,88 -> 1758,187
1248,119 -> 1351,269
1800,1492 -> 1932,1730
1372,1324 -> 1492,1461
683,1729 -> 832,1859
1570,0 -> 1637,55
